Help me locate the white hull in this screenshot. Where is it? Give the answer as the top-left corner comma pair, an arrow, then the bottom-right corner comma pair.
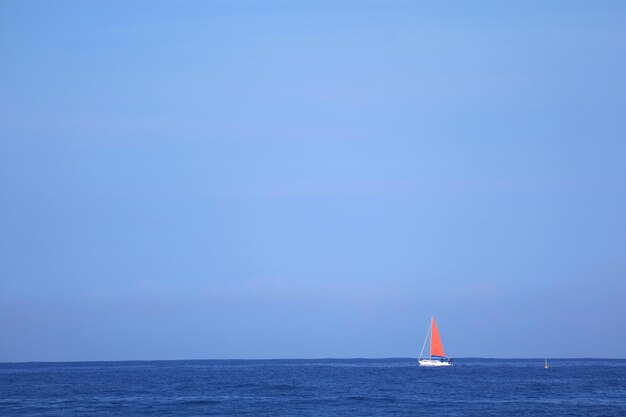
419,359 -> 452,367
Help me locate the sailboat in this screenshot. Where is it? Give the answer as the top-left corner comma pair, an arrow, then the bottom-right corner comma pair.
419,316 -> 452,367
544,358 -> 549,369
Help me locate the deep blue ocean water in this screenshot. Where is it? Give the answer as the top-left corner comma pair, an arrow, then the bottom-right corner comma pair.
1,358 -> 625,416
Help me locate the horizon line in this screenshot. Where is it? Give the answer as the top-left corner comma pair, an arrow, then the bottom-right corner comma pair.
2,356 -> 625,365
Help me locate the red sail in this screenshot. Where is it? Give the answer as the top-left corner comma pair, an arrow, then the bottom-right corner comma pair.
430,317 -> 446,357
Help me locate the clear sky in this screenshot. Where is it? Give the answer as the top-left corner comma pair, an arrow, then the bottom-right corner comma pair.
1,0 -> 625,362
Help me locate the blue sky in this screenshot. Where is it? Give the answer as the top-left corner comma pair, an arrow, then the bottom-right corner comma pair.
1,0 -> 625,361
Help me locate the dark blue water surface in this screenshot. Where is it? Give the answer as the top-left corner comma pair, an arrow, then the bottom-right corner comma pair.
1,358 -> 625,416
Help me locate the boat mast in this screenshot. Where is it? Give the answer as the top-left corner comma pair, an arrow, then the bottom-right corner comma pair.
429,316 -> 433,359
419,320 -> 432,360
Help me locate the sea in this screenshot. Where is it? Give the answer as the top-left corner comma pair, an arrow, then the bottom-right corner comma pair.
1,358 -> 625,416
